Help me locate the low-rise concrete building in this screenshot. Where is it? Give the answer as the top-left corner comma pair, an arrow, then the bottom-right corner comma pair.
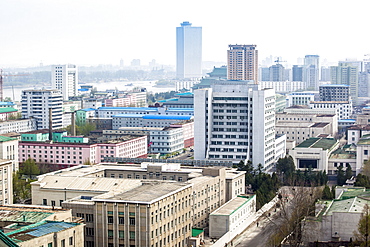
309,101 -> 353,120
112,114 -> 193,129
209,195 -> 256,238
289,138 -> 339,172
0,119 -> 36,134
0,160 -> 13,205
347,124 -> 370,145
0,205 -> 84,247
303,187 -> 370,244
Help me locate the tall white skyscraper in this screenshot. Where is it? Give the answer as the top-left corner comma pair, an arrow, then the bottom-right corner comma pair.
194,81 -> 276,169
176,21 -> 202,79
51,64 -> 78,101
21,89 -> 63,130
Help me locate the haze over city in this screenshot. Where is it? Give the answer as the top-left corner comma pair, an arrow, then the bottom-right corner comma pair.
1,0 -> 370,67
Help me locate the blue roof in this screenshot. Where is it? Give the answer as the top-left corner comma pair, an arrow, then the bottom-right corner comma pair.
338,119 -> 356,122
166,108 -> 194,111
79,108 -> 96,112
175,92 -> 194,96
78,88 -> 89,91
0,102 -> 15,106
113,114 -> 192,120
320,84 -> 349,87
158,98 -> 178,103
6,221 -> 80,242
98,107 -> 158,111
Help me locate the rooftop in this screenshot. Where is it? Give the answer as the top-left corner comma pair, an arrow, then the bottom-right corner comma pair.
0,135 -> 17,142
295,138 -> 337,150
357,135 -> 370,145
6,221 -> 81,243
94,181 -> 191,203
0,107 -> 17,113
329,148 -> 356,159
211,195 -> 254,216
113,114 -> 193,120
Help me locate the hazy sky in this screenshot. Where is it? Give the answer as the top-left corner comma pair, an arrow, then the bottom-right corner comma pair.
1,0 -> 369,68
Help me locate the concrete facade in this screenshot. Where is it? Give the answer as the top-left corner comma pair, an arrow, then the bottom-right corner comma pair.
194,81 -> 276,169
51,64 -> 78,101
0,160 -> 13,205
21,90 -> 63,130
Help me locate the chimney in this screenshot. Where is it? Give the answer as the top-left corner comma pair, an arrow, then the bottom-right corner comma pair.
49,108 -> 53,141
71,111 -> 76,136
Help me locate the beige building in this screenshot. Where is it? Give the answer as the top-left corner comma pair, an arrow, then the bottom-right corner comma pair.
227,44 -> 258,82
289,138 -> 339,173
32,162 -> 246,246
276,113 -> 338,148
0,136 -> 18,171
0,159 -> 13,205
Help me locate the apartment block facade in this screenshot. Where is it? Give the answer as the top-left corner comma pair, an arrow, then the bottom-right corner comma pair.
194,81 -> 276,169
227,45 -> 258,83
21,89 -> 63,130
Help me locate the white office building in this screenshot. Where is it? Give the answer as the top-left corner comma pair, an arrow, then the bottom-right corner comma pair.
21,90 -> 63,130
51,64 -> 78,101
194,81 -> 276,169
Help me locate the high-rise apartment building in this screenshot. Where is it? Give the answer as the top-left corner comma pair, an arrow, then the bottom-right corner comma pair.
176,21 -> 202,79
304,55 -> 319,90
51,64 -> 78,101
21,89 -> 63,130
292,65 -> 303,82
330,62 -> 358,105
194,81 -> 276,169
269,64 -> 285,81
227,45 -> 258,83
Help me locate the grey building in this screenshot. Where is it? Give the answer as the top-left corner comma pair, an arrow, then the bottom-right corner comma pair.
319,84 -> 350,101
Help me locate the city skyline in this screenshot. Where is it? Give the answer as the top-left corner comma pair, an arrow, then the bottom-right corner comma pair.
1,0 -> 370,68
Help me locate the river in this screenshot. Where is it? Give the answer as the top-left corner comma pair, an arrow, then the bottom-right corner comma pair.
4,80 -> 176,102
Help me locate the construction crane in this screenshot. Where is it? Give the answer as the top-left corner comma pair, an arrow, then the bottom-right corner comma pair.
274,58 -> 287,65
0,69 -> 30,101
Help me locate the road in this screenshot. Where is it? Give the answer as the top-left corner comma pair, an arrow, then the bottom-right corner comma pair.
235,207 -> 283,247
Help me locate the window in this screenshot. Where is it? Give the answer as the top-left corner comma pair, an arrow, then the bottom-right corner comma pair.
119,230 -> 124,239
365,150 -> 368,155
86,214 -> 94,222
112,212 -> 121,223
129,217 -> 135,225
130,231 -> 135,239
43,199 -> 47,205
69,237 -> 73,245
61,239 -> 65,247
48,243 -> 52,247
108,230 -> 114,238
51,200 -> 55,206
108,216 -> 114,224
86,227 -> 94,236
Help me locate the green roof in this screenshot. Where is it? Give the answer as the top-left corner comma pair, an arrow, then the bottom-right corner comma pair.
0,107 -> 17,113
192,228 -> 204,237
357,135 -> 370,145
0,135 -> 17,142
329,148 -> 356,159
296,138 -> 337,150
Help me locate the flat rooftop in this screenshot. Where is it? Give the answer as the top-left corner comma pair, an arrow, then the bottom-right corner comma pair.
211,195 -> 254,216
94,181 -> 191,203
33,175 -> 142,193
295,138 -> 337,150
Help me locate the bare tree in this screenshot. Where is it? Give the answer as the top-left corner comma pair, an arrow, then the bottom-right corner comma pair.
354,204 -> 370,246
266,186 -> 322,247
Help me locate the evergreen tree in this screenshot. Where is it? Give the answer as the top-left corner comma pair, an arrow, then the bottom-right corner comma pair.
322,185 -> 333,200
337,165 -> 346,186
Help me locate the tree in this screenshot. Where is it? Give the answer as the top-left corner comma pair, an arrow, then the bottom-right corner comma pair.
337,165 -> 346,186
269,186 -> 322,247
276,155 -> 295,185
346,164 -> 353,180
362,159 -> 370,179
354,204 -> 370,246
355,174 -> 370,188
3,97 -> 12,102
20,158 -> 40,177
322,185 -> 333,200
